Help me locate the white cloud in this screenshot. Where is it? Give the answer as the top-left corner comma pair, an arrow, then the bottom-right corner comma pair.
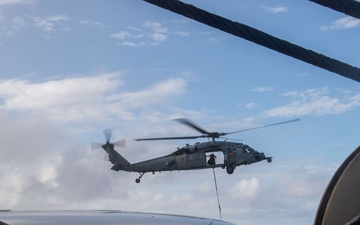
174,31 -> 190,37
263,88 -> 360,117
34,14 -> 71,35
110,21 -> 195,47
127,26 -> 142,32
11,16 -> 26,27
279,163 -> 333,198
0,72 -> 121,110
245,102 -> 258,109
111,31 -> 130,39
1,15 -> 27,36
262,5 -> 288,13
320,16 -> 360,31
111,21 -> 169,47
151,33 -> 167,42
0,0 -> 34,5
0,72 -> 188,123
118,41 -> 147,47
109,78 -> 187,108
78,20 -> 106,28
144,21 -> 168,33
0,72 -> 193,211
250,86 -> 273,93
231,178 -> 260,199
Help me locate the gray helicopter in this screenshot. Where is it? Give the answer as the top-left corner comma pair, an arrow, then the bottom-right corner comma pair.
93,118 -> 299,183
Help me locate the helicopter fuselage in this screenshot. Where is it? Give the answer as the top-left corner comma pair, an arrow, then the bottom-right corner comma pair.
115,141 -> 271,176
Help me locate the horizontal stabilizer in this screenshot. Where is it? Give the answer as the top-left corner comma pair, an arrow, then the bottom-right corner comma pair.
111,163 -> 123,171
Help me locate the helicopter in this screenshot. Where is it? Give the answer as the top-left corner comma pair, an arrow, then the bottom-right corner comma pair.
92,118 -> 299,183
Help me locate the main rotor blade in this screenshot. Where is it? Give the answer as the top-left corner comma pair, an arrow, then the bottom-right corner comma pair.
144,0 -> 360,82
103,129 -> 112,142
175,118 -> 210,135
135,135 -> 203,141
225,119 -> 300,135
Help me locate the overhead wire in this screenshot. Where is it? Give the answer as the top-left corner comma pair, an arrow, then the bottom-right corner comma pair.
144,0 -> 360,83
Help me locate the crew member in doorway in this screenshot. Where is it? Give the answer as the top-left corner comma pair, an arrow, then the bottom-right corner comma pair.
207,153 -> 217,165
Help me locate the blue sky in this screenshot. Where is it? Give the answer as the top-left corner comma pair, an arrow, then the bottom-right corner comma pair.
0,1 -> 359,225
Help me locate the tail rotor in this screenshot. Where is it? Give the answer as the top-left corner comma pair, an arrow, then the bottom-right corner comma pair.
92,129 -> 130,172
91,129 -> 126,151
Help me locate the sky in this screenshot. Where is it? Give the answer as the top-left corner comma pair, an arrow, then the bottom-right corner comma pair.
0,0 -> 359,225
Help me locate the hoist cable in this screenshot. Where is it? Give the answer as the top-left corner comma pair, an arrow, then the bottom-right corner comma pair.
212,168 -> 222,220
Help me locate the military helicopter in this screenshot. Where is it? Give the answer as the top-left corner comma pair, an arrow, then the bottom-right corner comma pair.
92,118 -> 299,183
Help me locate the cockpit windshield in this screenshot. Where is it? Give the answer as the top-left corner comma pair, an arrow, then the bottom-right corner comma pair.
242,145 -> 254,153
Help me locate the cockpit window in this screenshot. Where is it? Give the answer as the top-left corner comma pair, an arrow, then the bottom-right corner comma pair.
242,145 -> 253,153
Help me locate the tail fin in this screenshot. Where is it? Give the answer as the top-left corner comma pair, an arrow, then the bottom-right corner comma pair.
100,138 -> 130,171
106,147 -> 131,171
92,129 -> 130,171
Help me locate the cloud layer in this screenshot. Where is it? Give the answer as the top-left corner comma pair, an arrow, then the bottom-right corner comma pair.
320,16 -> 360,31
0,72 -> 352,225
263,88 -> 360,117
0,72 -> 188,123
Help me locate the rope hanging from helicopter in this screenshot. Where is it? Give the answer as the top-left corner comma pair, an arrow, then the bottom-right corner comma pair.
212,168 -> 222,220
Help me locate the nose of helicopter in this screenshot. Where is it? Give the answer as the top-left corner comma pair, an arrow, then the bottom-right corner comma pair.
254,151 -> 272,163
254,152 -> 265,161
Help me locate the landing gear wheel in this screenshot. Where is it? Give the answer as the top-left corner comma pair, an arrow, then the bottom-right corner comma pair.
226,166 -> 234,174
135,172 -> 145,183
267,158 -> 272,163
